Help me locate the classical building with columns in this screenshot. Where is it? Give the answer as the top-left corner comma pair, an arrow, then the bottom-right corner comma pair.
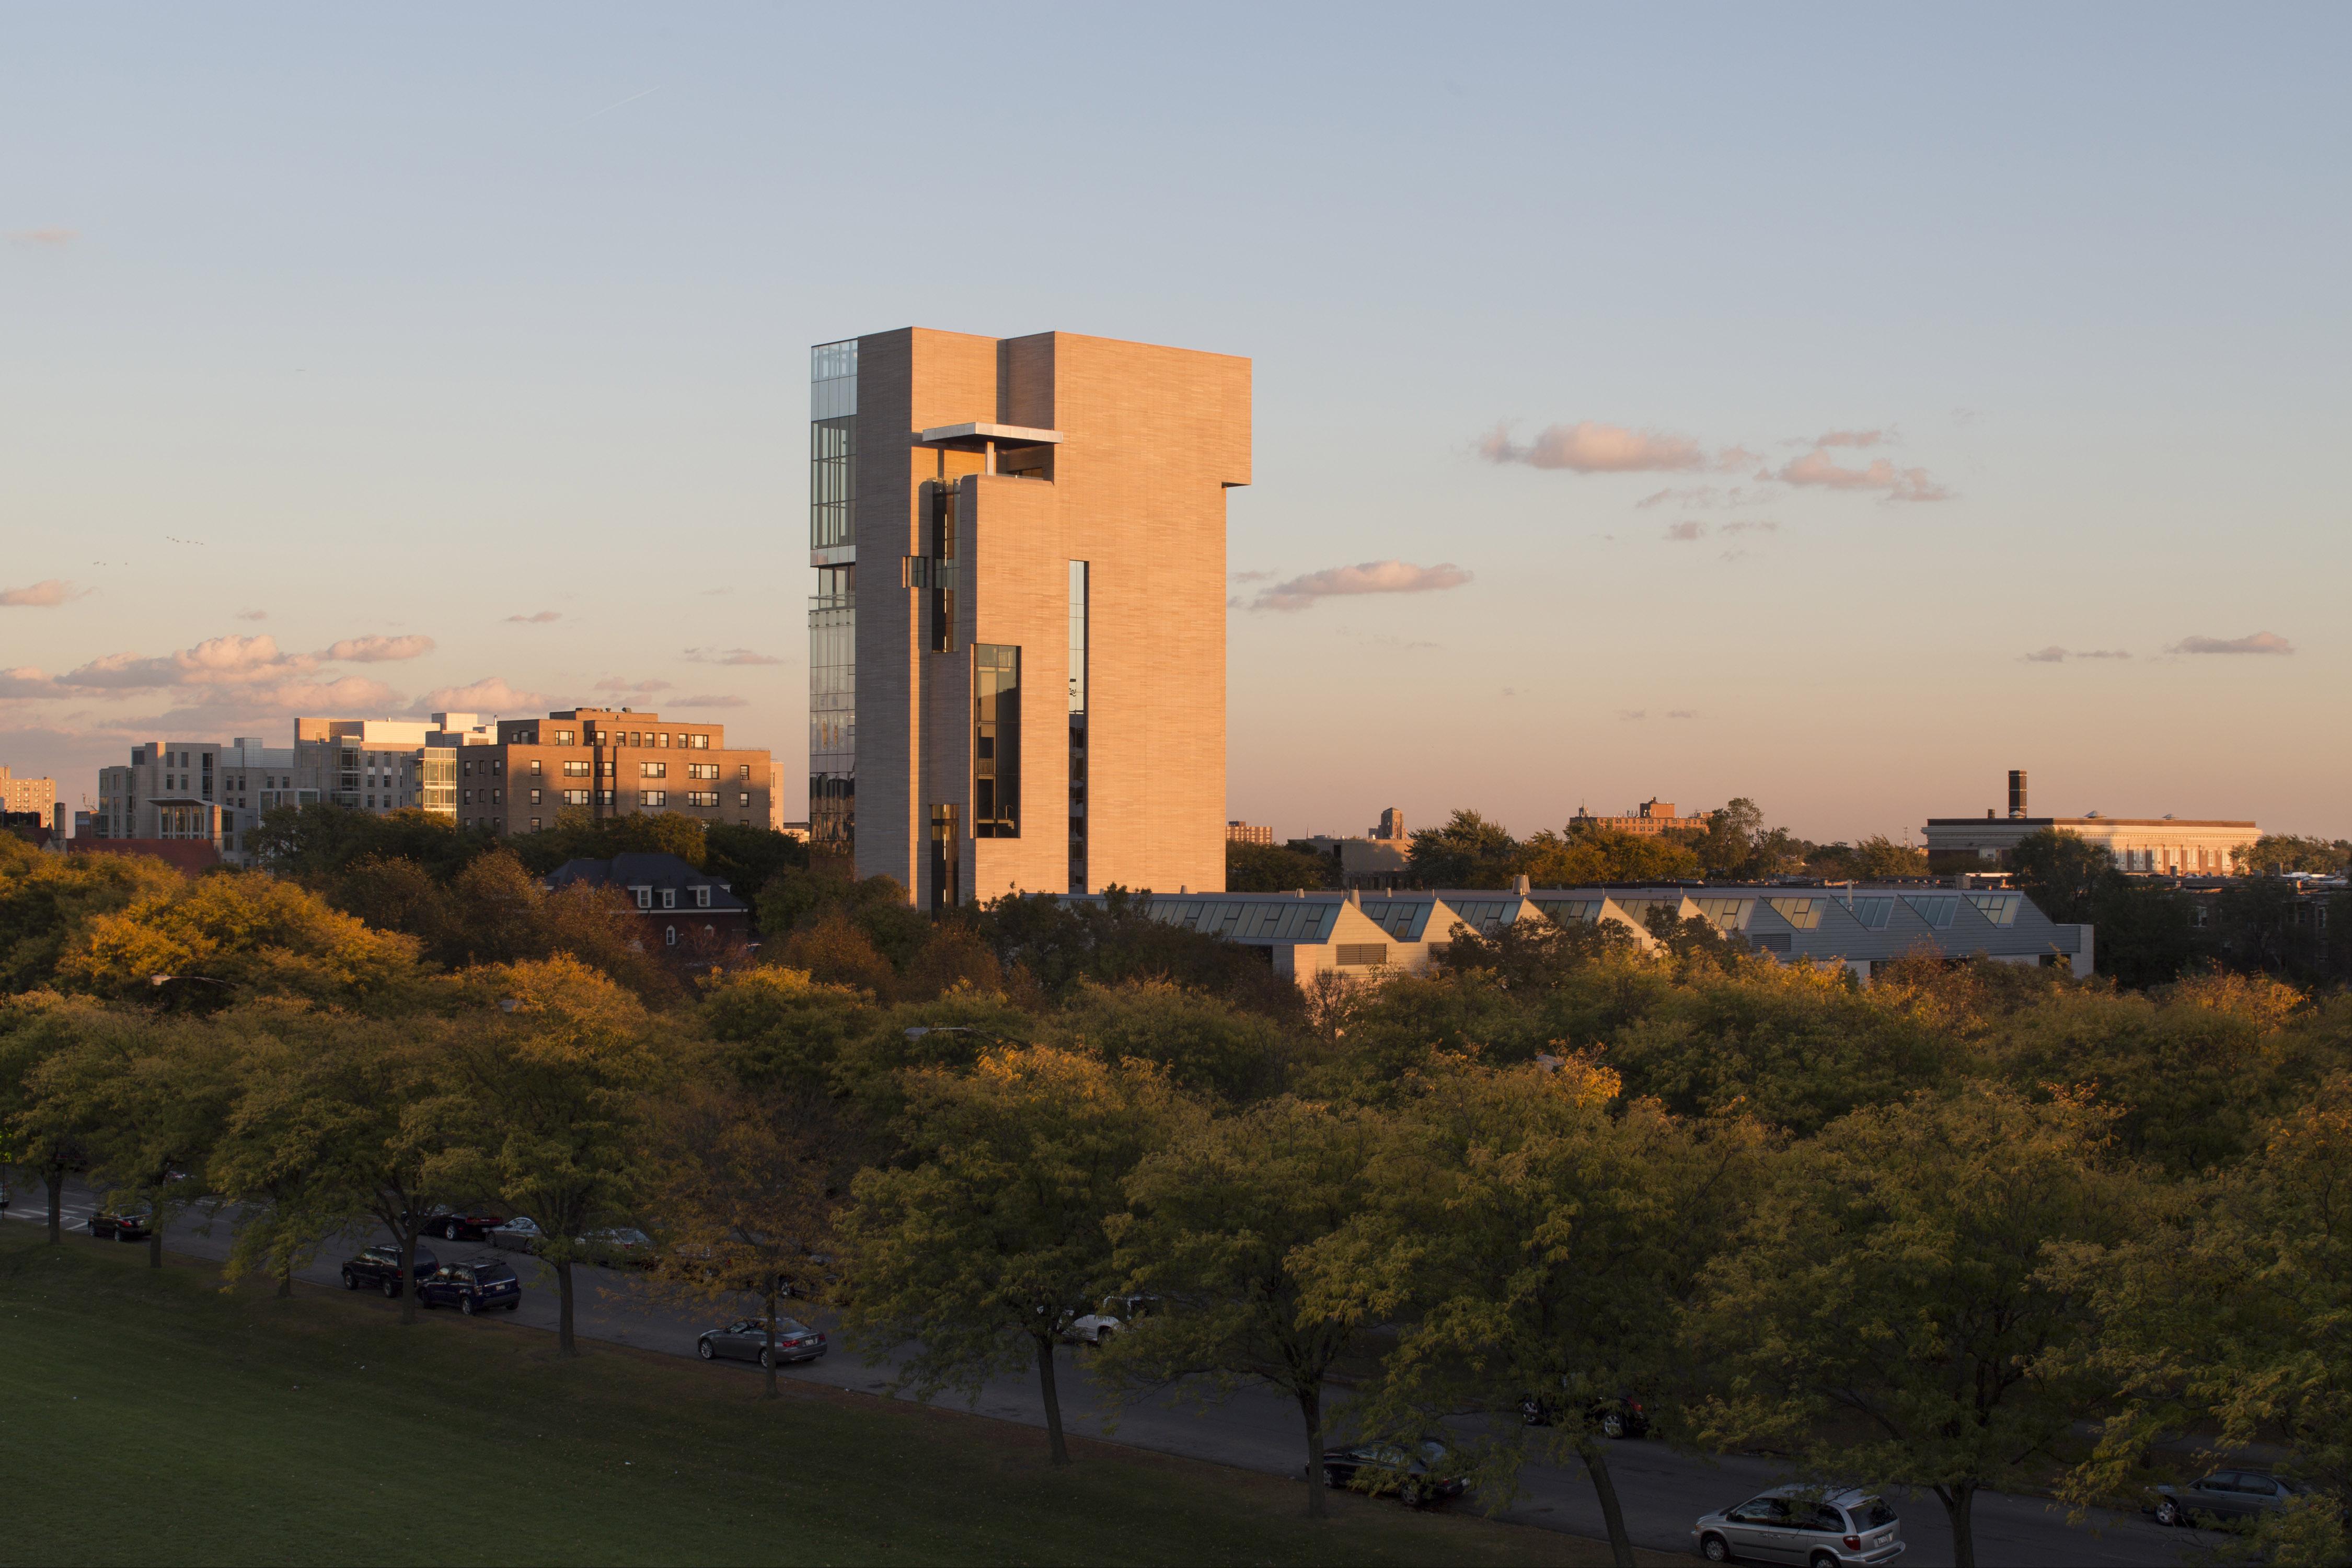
1924,770 -> 2255,875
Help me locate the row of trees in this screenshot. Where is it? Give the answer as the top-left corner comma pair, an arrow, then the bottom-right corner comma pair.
4,821 -> 2349,1564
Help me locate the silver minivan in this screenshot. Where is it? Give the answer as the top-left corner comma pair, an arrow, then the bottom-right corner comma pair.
1693,1484 -> 1904,1565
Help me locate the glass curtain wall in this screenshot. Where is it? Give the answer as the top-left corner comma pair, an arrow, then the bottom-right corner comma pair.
974,644 -> 1020,838
808,339 -> 857,850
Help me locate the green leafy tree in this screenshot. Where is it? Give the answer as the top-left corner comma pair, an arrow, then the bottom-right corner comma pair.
0,993 -> 102,1240
1687,1082 -> 2140,1567
702,822 -> 809,900
1298,1058 -> 1765,1562
1044,978 -> 1295,1104
1102,1096 -> 1385,1518
451,955 -> 665,1354
20,1007 -> 240,1267
0,846 -> 183,992
1226,840 -> 1339,892
2009,828 -> 2112,924
1407,810 -> 1520,889
2047,1073 -> 2352,1564
1522,827 -> 1702,885
211,1011 -> 479,1319
836,1045 -> 1200,1465
1850,834 -> 1929,879
508,808 -> 709,875
247,803 -> 490,883
648,1078 -> 852,1399
2239,834 -> 2351,877
53,872 -> 426,1010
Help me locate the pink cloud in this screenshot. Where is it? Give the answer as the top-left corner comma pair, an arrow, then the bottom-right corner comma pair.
505,610 -> 562,625
1662,522 -> 1706,542
2172,632 -> 2294,656
683,647 -> 783,666
1481,421 -> 1706,474
1774,450 -> 1952,502
0,579 -> 86,607
673,694 -> 750,709
1815,429 -> 1888,448
594,677 -> 673,694
8,227 -> 76,247
1251,559 -> 1473,612
324,634 -> 435,663
417,676 -> 548,713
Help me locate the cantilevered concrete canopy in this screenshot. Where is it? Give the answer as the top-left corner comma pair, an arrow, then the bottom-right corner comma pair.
913,421 -> 1063,449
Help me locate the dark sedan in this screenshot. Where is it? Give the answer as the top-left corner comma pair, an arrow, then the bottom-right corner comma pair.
418,1258 -> 523,1316
697,1317 -> 828,1368
2150,1470 -> 2313,1528
88,1206 -> 155,1242
410,1209 -> 508,1242
1320,1440 -> 1467,1508
341,1243 -> 439,1297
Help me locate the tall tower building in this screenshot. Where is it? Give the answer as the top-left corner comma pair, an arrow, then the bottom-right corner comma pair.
804,328 -> 1250,906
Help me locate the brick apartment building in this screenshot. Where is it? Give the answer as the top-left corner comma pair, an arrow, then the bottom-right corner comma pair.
456,708 -> 772,835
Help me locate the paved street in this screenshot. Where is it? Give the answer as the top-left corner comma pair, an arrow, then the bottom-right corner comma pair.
8,1181 -> 2209,1566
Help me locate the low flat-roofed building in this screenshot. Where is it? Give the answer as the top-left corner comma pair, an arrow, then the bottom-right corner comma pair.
1924,814 -> 2254,876
1064,882 -> 2091,987
1569,798 -> 1710,837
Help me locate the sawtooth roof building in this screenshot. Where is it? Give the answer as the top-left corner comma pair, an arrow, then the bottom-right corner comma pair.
1065,883 -> 2091,987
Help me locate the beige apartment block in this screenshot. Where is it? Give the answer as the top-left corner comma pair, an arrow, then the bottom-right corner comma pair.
816,328 -> 1249,908
464,708 -> 772,837
1,766 -> 58,827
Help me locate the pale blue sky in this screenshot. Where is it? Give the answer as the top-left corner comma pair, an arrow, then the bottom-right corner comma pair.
5,5 -> 2347,841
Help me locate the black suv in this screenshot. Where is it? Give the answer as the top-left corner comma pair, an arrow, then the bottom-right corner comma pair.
342,1243 -> 439,1297
418,1258 -> 523,1316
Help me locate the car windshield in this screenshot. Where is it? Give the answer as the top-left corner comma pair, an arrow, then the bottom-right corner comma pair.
472,1263 -> 513,1282
1416,1442 -> 1448,1466
777,1319 -> 809,1334
1858,1497 -> 1896,1527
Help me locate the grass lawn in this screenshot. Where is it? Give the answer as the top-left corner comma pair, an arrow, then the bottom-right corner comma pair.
0,1233 -> 1670,1566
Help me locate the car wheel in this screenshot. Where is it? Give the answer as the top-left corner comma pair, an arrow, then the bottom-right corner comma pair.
1699,1532 -> 1733,1564
1400,1480 -> 1425,1509
698,1340 -> 715,1360
341,1268 -> 357,1290
1322,1467 -> 1346,1490
381,1278 -> 399,1299
1600,1410 -> 1627,1439
758,1349 -> 775,1369
1094,1326 -> 1116,1346
2154,1497 -> 2183,1527
1811,1554 -> 1841,1568
460,1295 -> 477,1316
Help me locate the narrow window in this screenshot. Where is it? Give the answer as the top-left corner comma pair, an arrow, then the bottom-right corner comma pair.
973,644 -> 1020,837
928,482 -> 959,652
1068,561 -> 1089,890
929,804 -> 961,911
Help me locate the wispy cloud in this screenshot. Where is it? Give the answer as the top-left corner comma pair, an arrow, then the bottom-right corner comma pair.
2171,631 -> 2295,656
683,647 -> 783,666
57,634 -> 313,692
1662,522 -> 1706,542
673,693 -> 749,709
1482,421 -> 1712,474
594,677 -> 673,694
1,579 -> 87,607
1774,449 -> 1952,502
2026,645 -> 2133,663
1251,559 -> 1472,613
324,634 -> 435,663
417,676 -> 547,713
8,227 -> 76,247
1814,428 -> 1889,448
235,608 -> 267,621
1719,520 -> 1779,536
505,610 -> 562,625
1228,569 -> 1275,583
1666,709 -> 1697,719
1618,709 -> 1647,721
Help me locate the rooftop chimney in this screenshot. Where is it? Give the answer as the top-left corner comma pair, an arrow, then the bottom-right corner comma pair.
2008,769 -> 2027,819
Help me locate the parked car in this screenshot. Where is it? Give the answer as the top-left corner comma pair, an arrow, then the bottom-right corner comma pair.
1520,1382 -> 1652,1438
341,1243 -> 440,1297
406,1208 -> 508,1242
1071,1293 -> 1157,1346
579,1227 -> 655,1267
488,1216 -> 544,1253
418,1256 -> 523,1316
1319,1440 -> 1467,1508
1693,1485 -> 1904,1566
697,1316 -> 828,1367
2149,1470 -> 2313,1528
88,1205 -> 155,1241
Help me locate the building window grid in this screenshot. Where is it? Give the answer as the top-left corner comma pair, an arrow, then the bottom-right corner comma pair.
973,644 -> 1020,838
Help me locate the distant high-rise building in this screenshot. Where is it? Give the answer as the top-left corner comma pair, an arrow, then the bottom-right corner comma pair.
806,328 -> 1250,906
1570,798 -> 1710,837
1227,821 -> 1274,847
0,766 -> 57,828
1370,808 -> 1406,841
